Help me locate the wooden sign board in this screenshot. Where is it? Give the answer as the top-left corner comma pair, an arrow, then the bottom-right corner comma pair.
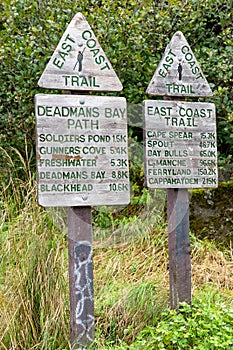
144,100 -> 218,188
35,94 -> 130,206
146,31 -> 213,97
38,13 -> 122,91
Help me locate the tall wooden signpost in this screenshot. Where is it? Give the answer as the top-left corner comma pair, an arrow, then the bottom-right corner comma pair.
35,13 -> 130,349
144,31 -> 218,309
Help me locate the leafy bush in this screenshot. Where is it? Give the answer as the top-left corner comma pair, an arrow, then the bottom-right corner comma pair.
1,0 -> 233,181
110,292 -> 233,349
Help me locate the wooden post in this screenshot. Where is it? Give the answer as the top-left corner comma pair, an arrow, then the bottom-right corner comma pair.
66,88 -> 94,349
35,12 -> 128,349
68,206 -> 94,349
167,189 -> 191,309
164,96 -> 192,309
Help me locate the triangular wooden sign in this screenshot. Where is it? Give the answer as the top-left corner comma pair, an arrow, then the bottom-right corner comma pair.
146,31 -> 212,97
38,13 -> 123,91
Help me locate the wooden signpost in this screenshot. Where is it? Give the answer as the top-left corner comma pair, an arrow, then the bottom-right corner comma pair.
35,13 -> 129,349
144,31 -> 218,309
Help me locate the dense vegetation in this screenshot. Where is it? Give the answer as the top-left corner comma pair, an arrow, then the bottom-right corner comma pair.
0,0 -> 233,182
0,0 -> 233,349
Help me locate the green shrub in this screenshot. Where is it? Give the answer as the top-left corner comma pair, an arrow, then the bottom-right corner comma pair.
1,0 -> 233,182
120,293 -> 233,349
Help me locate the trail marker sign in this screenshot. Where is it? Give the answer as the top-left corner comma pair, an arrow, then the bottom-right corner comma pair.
35,94 -> 130,207
144,100 -> 218,189
38,12 -> 123,91
146,31 -> 213,97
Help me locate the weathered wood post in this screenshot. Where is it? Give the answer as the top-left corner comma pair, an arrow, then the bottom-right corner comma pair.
68,206 -> 94,348
167,188 -> 191,308
164,96 -> 191,309
66,90 -> 94,348
144,31 -> 218,308
35,13 -> 130,348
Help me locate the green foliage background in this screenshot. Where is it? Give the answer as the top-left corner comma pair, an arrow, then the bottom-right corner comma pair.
0,0 -> 233,181
1,2 -> 233,348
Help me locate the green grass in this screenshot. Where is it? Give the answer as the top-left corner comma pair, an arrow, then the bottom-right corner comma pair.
0,186 -> 70,349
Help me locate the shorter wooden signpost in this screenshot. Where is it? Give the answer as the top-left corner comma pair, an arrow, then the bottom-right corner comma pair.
144,31 -> 218,308
35,13 -> 130,349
